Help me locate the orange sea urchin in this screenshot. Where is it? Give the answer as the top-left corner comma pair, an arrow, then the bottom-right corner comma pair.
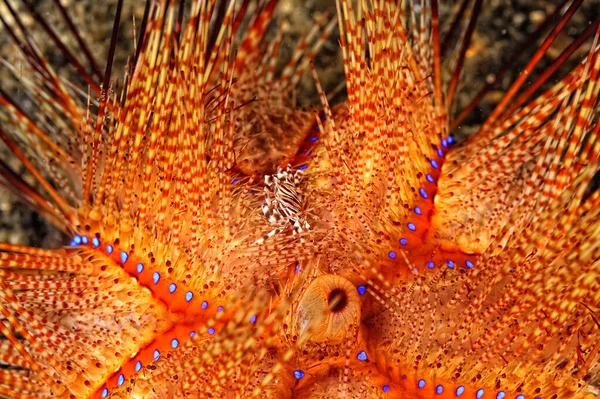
0,0 -> 599,398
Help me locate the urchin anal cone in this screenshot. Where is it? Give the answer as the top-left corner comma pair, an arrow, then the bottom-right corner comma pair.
295,274 -> 361,344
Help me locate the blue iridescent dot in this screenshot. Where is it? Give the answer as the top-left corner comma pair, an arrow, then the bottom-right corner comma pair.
516,396 -> 525,399
497,392 -> 506,399
407,222 -> 416,231
171,338 -> 179,349
120,251 -> 128,263
217,306 -> 224,312
357,351 -> 368,361
117,374 -> 125,386
153,272 -> 160,284
208,327 -> 215,335
414,206 -> 422,215
106,244 -> 113,254
201,301 -> 208,309
436,384 -> 443,394
426,174 -> 434,183
310,136 -> 318,143
169,283 -> 177,294
101,388 -> 109,398
305,150 -> 311,156
476,389 -> 485,399
388,251 -> 396,259
441,138 -> 448,148
419,188 -> 428,199
185,291 -> 193,302
190,331 -> 196,337
135,361 -> 142,372
437,148 -> 444,157
232,179 -> 238,184
294,370 -> 305,379
136,263 -> 144,273
69,239 -> 77,246
295,263 -> 301,274
383,385 -> 390,392
456,386 -> 465,396
448,135 -> 455,144
399,238 -> 407,245
153,349 -> 160,361
73,235 -> 82,245
430,159 -> 439,169
402,375 -> 407,380
250,315 -> 257,324
418,379 -> 425,389
92,237 -> 100,247
299,165 -> 308,170
466,260 -> 474,269
427,261 -> 435,269
82,236 -> 89,244
447,260 -> 455,269
357,285 -> 367,295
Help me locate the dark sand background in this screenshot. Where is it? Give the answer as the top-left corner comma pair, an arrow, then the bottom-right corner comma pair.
0,0 -> 598,248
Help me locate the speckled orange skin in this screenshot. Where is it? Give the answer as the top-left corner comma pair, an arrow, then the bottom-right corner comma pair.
0,0 -> 599,399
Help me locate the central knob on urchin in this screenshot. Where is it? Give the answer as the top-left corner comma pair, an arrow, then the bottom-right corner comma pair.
295,274 -> 361,344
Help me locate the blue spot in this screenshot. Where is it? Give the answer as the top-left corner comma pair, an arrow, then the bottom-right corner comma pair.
426,174 -> 434,183
190,331 -> 196,337
69,240 -> 77,246
299,165 -> 308,170
427,261 -> 435,269
448,135 -> 455,144
153,349 -> 160,361
101,388 -> 109,398
185,291 -> 193,302
120,252 -> 128,263
437,148 -> 444,157
430,159 -> 439,169
92,237 -> 100,247
441,138 -> 448,148
208,327 -> 215,335
447,260 -> 455,269
466,260 -> 474,269
383,385 -> 390,392
497,392 -> 506,399
357,351 -> 368,361
169,283 -> 177,294
73,235 -> 82,245
117,374 -> 125,386
419,188 -> 428,199
310,136 -> 318,143
436,384 -> 443,394
305,150 -> 311,156
294,264 -> 301,274
414,206 -> 422,215
217,306 -> 224,312
407,223 -> 416,231
232,179 -> 238,184
106,244 -> 113,254
418,379 -> 425,389
294,370 -> 305,379
402,375 -> 407,380
320,114 -> 327,121
250,315 -> 257,324
137,263 -> 144,274
399,238 -> 407,245
516,396 -> 525,399
82,236 -> 89,244
171,339 -> 179,349
201,301 -> 208,309
456,386 -> 465,396
357,285 -> 367,295
135,361 -> 142,372
477,389 -> 485,399
388,251 -> 396,259
153,272 -> 160,284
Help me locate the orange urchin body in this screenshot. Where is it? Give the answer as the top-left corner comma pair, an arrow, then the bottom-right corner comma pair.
0,0 -> 599,399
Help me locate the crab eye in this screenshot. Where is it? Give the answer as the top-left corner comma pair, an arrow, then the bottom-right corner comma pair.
295,274 -> 361,344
